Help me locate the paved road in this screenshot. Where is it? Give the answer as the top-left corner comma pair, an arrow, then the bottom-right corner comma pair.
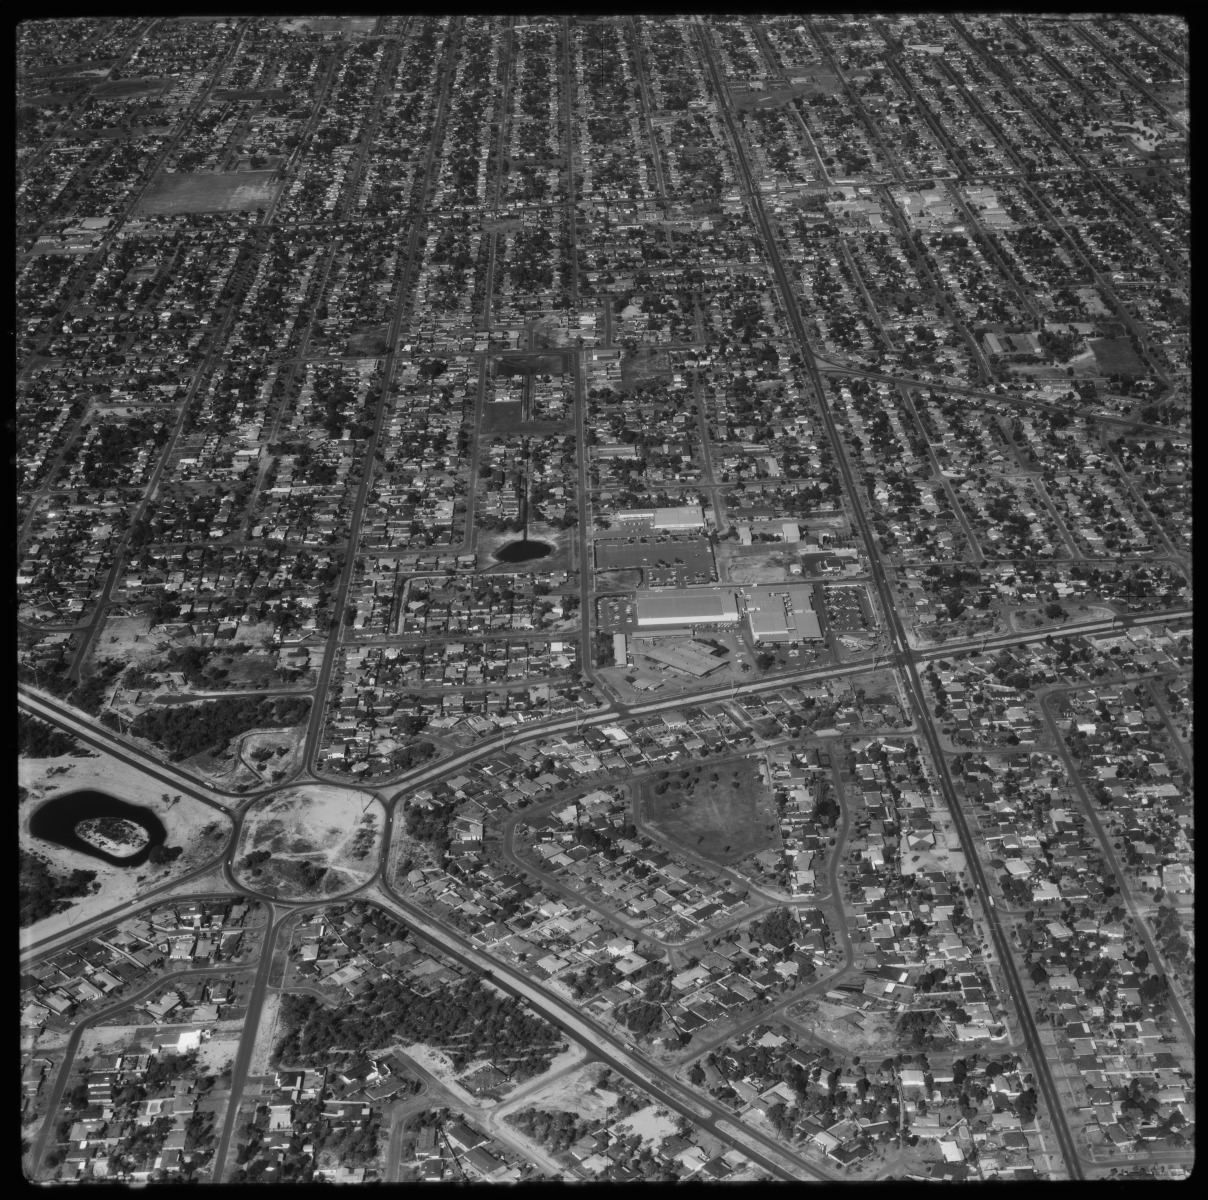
364,878 -> 832,1181
208,902 -> 289,1182
26,959 -> 251,1177
300,19 -> 461,779
22,598 -> 1188,959
1038,690 -> 1195,1052
693,17 -> 1084,1176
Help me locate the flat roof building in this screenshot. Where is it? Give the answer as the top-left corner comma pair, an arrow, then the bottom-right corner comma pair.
633,638 -> 727,677
744,583 -> 823,642
636,588 -> 739,629
614,505 -> 706,531
653,505 -> 706,531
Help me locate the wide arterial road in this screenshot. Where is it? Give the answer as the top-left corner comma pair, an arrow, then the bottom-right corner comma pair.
692,16 -> 1084,1180
367,877 -> 835,1182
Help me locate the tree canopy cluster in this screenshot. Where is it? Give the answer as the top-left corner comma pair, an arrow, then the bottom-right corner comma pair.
275,974 -> 561,1078
17,712 -> 80,758
20,850 -> 97,927
130,695 -> 311,761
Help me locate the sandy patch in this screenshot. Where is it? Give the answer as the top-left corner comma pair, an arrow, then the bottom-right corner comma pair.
233,784 -> 384,899
398,1044 -> 485,1109
195,1034 -> 240,1074
78,1025 -> 153,1057
613,1104 -> 678,1147
19,750 -> 233,948
488,1044 -> 593,1114
248,992 -> 282,1075
787,997 -> 902,1055
96,614 -> 159,660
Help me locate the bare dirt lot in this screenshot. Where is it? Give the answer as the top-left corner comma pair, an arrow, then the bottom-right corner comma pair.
232,784 -> 384,899
716,544 -> 801,584
786,997 -> 904,1056
136,171 -> 280,215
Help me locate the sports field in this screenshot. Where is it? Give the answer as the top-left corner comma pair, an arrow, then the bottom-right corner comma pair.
136,171 -> 280,215
639,756 -> 780,866
1089,336 -> 1147,376
495,351 -> 569,377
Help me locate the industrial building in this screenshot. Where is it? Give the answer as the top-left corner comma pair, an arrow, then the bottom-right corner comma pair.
744,583 -> 823,643
635,588 -> 740,629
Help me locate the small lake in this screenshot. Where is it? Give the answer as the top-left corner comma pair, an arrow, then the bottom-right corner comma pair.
496,540 -> 553,563
29,791 -> 167,867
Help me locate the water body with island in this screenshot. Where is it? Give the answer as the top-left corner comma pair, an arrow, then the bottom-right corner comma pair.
495,540 -> 552,563
29,791 -> 166,867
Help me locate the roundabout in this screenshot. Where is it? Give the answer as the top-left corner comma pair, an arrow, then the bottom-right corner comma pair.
231,783 -> 385,900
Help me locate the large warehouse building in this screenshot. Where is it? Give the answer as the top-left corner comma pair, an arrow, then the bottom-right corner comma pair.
635,588 -> 740,629
614,505 -> 706,531
744,583 -> 823,643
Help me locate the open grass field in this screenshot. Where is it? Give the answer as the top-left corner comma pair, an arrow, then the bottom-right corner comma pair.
93,77 -> 166,99
1089,336 -> 1147,376
136,171 -> 280,215
619,346 -> 674,389
481,216 -> 524,234
214,88 -> 289,102
639,756 -> 779,867
733,81 -> 821,111
495,351 -> 569,377
303,16 -> 377,34
345,326 -> 390,356
480,399 -> 525,434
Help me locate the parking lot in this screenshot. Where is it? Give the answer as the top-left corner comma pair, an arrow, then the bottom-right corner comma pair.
594,537 -> 717,587
823,584 -> 873,631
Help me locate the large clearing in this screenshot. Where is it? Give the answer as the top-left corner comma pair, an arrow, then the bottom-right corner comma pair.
136,171 -> 280,215
232,784 -> 383,899
638,756 -> 780,867
1089,336 -> 1147,376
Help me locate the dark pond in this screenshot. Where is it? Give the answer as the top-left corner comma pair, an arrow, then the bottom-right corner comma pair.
496,540 -> 553,563
29,790 -> 167,867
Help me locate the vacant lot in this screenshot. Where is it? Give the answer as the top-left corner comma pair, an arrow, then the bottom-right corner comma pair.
137,171 -> 280,215
1089,336 -> 1147,376
717,543 -> 800,584
640,756 -> 778,866
620,346 -> 674,389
